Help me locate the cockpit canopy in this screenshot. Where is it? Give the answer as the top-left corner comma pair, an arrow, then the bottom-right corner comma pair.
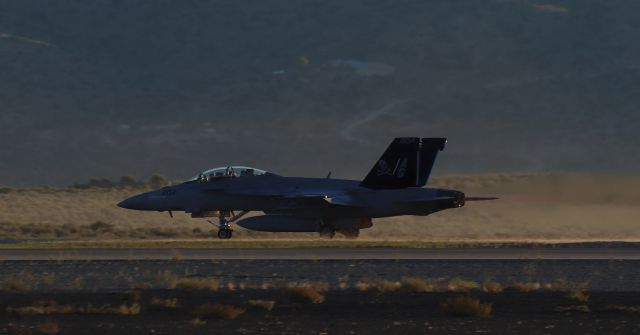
190,166 -> 267,182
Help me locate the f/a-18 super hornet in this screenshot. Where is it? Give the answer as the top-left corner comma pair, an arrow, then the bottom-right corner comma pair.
118,138 -> 495,239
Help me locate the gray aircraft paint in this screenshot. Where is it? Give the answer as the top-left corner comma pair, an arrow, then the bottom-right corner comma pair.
118,138 -> 492,238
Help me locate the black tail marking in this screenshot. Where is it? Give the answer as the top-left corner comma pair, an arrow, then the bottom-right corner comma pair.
360,137 -> 446,189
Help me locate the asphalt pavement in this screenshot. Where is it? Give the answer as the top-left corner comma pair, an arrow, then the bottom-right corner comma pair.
1,247 -> 639,260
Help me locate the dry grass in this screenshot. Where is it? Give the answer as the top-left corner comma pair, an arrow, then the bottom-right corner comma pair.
8,300 -> 75,315
447,278 -> 480,292
6,299 -> 141,315
192,303 -> 244,320
401,277 -> 436,292
287,285 -> 326,304
482,281 -> 503,294
566,291 -> 589,303
554,305 -> 590,313
509,282 -> 541,292
2,173 -> 640,242
173,277 -> 219,291
354,279 -> 402,293
543,278 -> 567,290
36,321 -> 61,334
190,318 -> 207,326
440,296 -> 492,318
150,297 -> 178,308
248,299 -> 275,311
82,303 -> 142,315
604,305 -> 640,313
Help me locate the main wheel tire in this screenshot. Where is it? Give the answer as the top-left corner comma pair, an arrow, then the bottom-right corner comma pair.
217,229 -> 231,239
319,224 -> 335,239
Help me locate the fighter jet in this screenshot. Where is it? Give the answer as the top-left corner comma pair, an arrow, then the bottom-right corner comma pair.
118,138 -> 495,239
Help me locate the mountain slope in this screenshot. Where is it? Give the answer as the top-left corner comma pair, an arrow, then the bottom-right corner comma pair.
0,0 -> 639,185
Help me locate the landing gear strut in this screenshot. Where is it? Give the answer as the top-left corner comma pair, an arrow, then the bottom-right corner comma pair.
319,224 -> 336,239
207,210 -> 249,239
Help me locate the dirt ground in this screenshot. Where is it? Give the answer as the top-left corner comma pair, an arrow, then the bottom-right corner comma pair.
1,289 -> 639,334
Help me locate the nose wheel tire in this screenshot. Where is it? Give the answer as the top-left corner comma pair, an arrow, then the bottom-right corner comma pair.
319,224 -> 335,239
217,229 -> 233,239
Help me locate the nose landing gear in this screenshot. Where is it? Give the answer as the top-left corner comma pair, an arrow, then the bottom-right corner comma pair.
217,228 -> 232,239
207,210 -> 249,239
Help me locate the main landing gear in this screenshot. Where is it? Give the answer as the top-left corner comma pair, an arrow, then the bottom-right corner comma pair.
208,210 -> 249,239
319,224 -> 336,239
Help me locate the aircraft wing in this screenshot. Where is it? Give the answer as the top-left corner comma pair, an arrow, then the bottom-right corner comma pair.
221,187 -> 362,207
284,193 -> 360,207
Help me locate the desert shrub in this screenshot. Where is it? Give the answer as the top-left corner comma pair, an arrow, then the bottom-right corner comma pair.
148,174 -> 170,188
440,296 -> 492,318
354,279 -> 401,293
566,290 -> 589,303
119,175 -> 137,185
150,297 -> 178,308
509,282 -> 541,292
54,228 -> 67,238
554,305 -> 590,313
604,305 -> 640,313
482,281 -> 503,294
190,318 -> 207,326
287,285 -> 325,304
447,278 -> 480,292
83,303 -> 140,315
0,187 -> 14,194
192,303 -> 244,320
248,299 -> 275,311
544,278 -> 567,290
6,299 -> 141,316
305,281 -> 329,292
174,277 -> 219,291
7,300 -> 75,314
18,224 -> 53,237
402,277 -> 436,292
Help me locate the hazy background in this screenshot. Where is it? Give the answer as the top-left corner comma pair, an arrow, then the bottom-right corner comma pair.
1,0 -> 639,186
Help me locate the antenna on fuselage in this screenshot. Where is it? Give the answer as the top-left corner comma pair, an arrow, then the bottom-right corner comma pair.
326,171 -> 332,179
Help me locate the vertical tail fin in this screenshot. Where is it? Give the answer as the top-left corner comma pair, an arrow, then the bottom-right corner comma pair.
360,137 -> 446,189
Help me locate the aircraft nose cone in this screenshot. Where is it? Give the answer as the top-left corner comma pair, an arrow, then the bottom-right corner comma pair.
117,198 -> 133,209
117,195 -> 145,210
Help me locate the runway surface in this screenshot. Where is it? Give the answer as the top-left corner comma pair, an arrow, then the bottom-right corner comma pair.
1,247 -> 640,260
